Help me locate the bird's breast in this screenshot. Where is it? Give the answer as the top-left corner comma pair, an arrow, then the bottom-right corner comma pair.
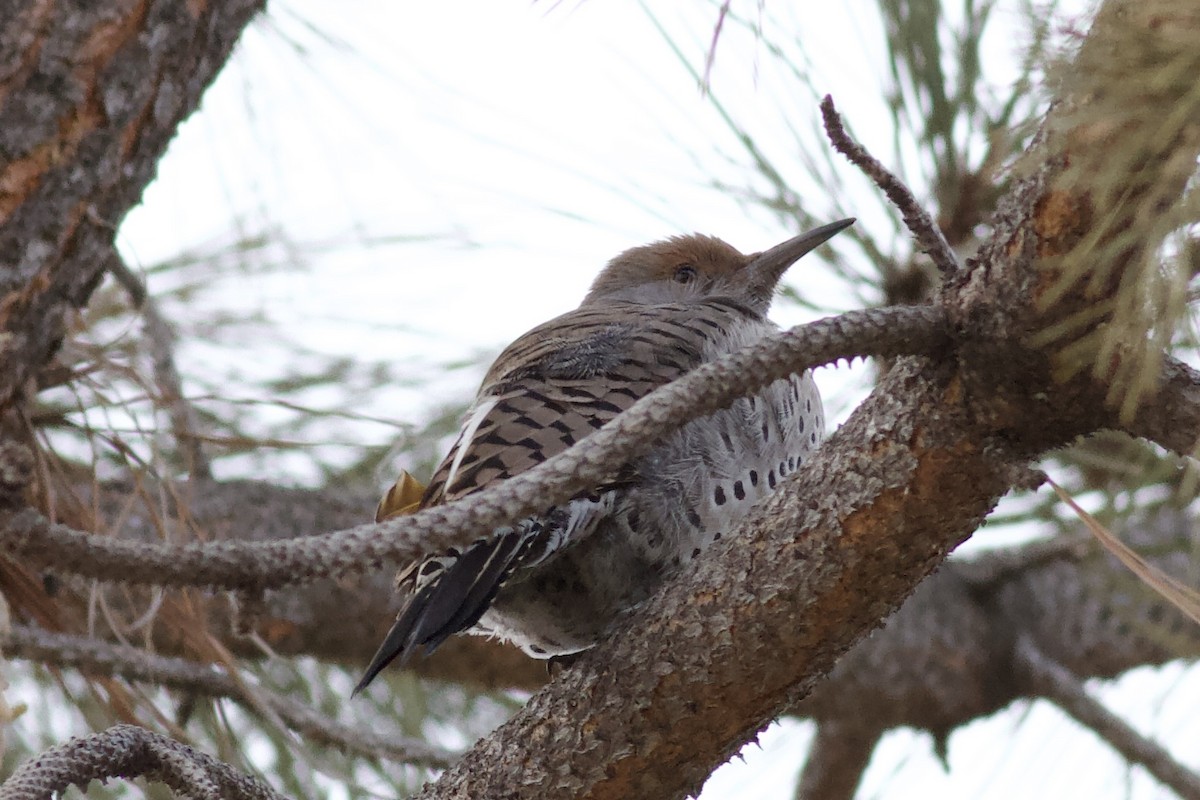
619,316 -> 826,566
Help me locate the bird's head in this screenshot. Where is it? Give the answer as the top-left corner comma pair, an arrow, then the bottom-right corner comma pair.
582,218 -> 854,314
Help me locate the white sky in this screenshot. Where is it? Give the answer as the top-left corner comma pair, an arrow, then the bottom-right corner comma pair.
109,2 -> 1198,798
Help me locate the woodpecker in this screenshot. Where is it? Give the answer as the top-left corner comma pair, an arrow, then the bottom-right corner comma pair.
355,219 -> 853,693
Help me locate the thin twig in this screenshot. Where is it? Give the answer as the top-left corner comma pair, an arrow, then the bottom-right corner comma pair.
106,252 -> 213,481
2,625 -> 457,769
700,1 -> 732,91
0,305 -> 950,591
1015,634 -> 1200,800
820,95 -> 960,277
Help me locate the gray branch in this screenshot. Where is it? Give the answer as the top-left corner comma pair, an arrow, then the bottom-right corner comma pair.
0,306 -> 949,591
821,95 -> 959,277
1125,357 -> 1200,456
1015,635 -> 1200,800
0,724 -> 287,800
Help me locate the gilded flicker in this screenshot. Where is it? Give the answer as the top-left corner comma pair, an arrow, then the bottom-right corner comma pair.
355,218 -> 854,693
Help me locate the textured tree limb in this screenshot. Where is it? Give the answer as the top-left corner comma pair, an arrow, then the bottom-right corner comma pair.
1014,635 -> 1200,800
3,478 -> 549,691
792,721 -> 880,800
0,625 -> 457,769
0,305 -> 951,591
0,723 -> 287,800
820,95 -> 959,276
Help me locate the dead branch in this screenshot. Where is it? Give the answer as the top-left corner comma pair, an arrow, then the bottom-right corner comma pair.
820,95 -> 959,276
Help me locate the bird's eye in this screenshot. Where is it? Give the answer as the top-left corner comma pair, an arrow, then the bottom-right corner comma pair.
673,265 -> 696,284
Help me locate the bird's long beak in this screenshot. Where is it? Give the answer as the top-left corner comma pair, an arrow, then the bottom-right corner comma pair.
744,218 -> 855,306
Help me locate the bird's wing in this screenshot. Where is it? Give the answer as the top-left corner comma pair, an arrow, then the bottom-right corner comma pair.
355,301 -> 749,692
420,301 -> 725,507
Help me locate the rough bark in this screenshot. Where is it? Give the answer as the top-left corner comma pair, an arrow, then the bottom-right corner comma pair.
0,0 -> 266,412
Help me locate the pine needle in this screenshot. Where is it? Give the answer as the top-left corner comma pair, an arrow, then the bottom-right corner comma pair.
1048,477 -> 1200,627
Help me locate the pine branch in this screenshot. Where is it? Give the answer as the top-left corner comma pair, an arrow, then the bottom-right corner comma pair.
0,724 -> 287,800
0,306 -> 950,591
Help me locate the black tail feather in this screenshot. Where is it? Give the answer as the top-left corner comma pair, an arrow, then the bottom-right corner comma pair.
352,589 -> 434,696
430,532 -> 523,646
352,533 -> 523,695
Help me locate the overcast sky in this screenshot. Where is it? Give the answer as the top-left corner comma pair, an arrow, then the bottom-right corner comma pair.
110,2 -> 1197,798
